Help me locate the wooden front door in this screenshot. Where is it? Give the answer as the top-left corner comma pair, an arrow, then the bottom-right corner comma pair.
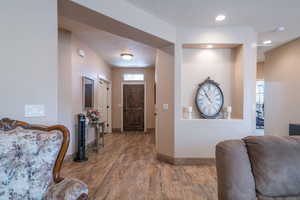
123,84 -> 145,131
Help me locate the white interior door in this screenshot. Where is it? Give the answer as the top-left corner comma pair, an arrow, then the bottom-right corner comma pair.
98,80 -> 109,132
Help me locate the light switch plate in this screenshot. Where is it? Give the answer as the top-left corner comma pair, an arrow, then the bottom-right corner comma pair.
25,104 -> 45,117
163,104 -> 169,111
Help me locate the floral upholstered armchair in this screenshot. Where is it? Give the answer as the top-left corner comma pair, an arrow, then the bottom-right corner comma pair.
0,118 -> 88,200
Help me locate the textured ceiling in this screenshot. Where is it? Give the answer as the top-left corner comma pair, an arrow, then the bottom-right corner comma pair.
60,17 -> 156,68
126,0 -> 300,61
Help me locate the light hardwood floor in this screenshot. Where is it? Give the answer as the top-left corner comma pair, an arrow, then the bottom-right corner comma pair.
61,133 -> 217,200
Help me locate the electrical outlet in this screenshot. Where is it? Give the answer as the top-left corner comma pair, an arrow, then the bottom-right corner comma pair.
25,104 -> 45,117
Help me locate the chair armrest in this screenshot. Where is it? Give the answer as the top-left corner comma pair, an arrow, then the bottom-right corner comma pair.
44,178 -> 88,200
216,140 -> 256,200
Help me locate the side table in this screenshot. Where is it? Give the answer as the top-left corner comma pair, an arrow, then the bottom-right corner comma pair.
89,121 -> 105,152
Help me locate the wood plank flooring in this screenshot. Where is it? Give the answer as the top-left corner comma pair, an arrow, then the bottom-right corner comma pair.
61,133 -> 217,200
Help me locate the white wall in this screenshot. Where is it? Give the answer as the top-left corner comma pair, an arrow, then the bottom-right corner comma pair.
0,1 -> 58,124
58,29 -> 73,139
257,62 -> 264,80
264,38 -> 300,136
70,34 -> 112,154
231,46 -> 244,119
174,27 -> 258,158
58,29 -> 112,154
71,0 -> 176,44
155,48 -> 175,157
182,48 -> 241,118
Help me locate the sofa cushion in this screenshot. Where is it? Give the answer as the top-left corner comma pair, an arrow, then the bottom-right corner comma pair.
258,195 -> 300,200
216,140 -> 257,200
0,127 -> 63,200
243,136 -> 300,198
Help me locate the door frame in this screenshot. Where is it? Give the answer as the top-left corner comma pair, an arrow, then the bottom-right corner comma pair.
121,81 -> 147,132
99,78 -> 112,133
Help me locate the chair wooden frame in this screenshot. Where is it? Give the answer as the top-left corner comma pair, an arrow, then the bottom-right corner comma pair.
0,118 -> 88,200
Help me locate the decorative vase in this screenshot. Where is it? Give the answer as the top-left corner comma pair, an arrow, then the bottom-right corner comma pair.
226,106 -> 232,120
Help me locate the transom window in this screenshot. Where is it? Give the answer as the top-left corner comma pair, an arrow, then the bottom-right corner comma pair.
123,72 -> 144,81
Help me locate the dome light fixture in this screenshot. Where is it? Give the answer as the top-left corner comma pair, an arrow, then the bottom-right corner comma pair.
263,40 -> 272,45
275,26 -> 286,32
121,53 -> 134,61
216,14 -> 226,22
207,45 -> 213,48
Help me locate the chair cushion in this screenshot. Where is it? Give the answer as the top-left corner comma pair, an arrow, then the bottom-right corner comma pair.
0,127 -> 63,200
243,136 -> 300,198
44,178 -> 88,200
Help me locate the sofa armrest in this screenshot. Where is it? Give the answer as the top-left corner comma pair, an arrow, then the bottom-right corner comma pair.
44,178 -> 88,200
216,140 -> 256,200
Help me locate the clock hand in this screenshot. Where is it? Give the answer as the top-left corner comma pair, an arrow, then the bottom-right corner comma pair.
204,90 -> 212,103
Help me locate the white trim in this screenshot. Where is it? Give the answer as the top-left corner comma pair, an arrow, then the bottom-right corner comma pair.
98,73 -> 111,83
97,78 -> 112,133
108,83 -> 112,133
98,77 -> 112,133
81,72 -> 98,80
106,81 -> 112,133
121,81 -> 147,132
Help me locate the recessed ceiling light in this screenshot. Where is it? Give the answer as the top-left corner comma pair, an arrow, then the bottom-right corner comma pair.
275,26 -> 286,32
216,15 -> 226,22
263,40 -> 272,45
121,53 -> 134,61
207,45 -> 213,48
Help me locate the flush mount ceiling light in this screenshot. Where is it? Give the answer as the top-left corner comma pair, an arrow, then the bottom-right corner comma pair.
263,40 -> 272,45
215,14 -> 226,22
121,53 -> 134,61
207,45 -> 213,48
275,26 -> 286,32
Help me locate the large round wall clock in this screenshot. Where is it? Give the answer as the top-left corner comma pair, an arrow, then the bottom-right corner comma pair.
195,77 -> 224,119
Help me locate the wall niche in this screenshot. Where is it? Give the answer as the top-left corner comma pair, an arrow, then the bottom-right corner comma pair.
181,43 -> 244,120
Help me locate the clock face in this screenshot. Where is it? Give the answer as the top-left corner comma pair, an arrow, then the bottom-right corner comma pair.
195,80 -> 224,118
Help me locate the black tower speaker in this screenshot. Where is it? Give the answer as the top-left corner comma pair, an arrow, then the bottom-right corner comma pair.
74,114 -> 88,162
289,124 -> 300,136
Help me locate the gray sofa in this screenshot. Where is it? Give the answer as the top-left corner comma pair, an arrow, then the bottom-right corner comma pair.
216,136 -> 300,200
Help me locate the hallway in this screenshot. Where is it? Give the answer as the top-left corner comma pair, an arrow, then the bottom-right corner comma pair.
61,133 -> 217,200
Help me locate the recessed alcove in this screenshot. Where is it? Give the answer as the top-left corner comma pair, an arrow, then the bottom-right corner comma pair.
181,43 -> 244,120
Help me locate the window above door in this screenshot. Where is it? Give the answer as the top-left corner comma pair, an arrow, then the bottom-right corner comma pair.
123,72 -> 144,81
